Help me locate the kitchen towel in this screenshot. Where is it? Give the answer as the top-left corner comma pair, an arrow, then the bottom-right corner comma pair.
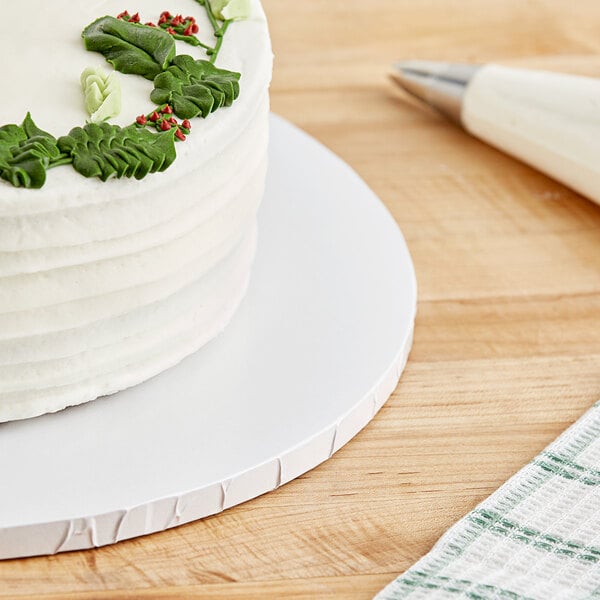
377,400 -> 600,599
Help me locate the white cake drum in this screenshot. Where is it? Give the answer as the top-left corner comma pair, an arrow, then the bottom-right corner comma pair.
0,115 -> 417,559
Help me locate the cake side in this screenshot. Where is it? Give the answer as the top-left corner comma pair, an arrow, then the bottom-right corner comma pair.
0,0 -> 273,421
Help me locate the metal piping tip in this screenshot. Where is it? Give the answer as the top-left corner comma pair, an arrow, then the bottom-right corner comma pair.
391,60 -> 481,124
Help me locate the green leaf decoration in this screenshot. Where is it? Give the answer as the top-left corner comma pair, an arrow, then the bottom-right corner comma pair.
82,16 -> 176,81
0,113 -> 65,189
150,55 -> 240,119
0,6 -> 245,189
81,67 -> 122,123
57,122 -> 177,181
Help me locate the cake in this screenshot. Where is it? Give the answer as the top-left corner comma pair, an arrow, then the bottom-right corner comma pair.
0,0 -> 272,421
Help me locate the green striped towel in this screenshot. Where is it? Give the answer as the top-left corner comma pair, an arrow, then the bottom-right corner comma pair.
376,401 -> 600,599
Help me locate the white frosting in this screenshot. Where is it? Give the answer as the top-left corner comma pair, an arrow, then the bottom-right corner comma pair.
0,0 -> 272,420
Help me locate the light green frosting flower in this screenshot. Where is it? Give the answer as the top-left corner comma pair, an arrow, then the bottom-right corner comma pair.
80,67 -> 122,123
210,0 -> 251,21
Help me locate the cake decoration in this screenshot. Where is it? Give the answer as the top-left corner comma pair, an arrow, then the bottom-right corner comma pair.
0,0 -> 246,189
57,122 -> 177,181
209,0 -> 251,22
200,0 -> 250,62
136,105 -> 192,141
80,67 -> 122,123
0,114 -> 68,189
150,55 -> 240,119
152,11 -> 209,50
82,16 -> 177,81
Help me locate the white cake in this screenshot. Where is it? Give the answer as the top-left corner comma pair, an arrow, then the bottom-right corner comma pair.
0,0 -> 272,421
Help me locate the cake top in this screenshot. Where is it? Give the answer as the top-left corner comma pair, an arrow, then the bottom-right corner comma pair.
0,0 -> 271,204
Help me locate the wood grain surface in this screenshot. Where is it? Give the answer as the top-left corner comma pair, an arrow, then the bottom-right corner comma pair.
3,1 -> 600,598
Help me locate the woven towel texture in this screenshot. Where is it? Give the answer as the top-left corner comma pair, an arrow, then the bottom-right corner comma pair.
377,401 -> 600,600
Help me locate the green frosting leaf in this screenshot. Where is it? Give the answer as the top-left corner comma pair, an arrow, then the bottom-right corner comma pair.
150,55 -> 240,119
82,16 -> 176,81
57,122 -> 177,181
0,114 -> 64,189
210,0 -> 252,21
81,67 -> 122,123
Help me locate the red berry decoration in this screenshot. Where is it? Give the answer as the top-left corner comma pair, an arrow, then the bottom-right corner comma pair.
118,6 -> 237,147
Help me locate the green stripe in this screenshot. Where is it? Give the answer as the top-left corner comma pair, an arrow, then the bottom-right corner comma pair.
469,509 -> 600,562
534,452 -> 600,486
392,405 -> 600,598
387,571 -> 533,600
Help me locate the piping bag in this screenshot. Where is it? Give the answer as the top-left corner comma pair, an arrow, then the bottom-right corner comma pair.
392,61 -> 600,206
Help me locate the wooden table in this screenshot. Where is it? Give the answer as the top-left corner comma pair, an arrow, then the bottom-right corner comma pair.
4,1 -> 600,598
